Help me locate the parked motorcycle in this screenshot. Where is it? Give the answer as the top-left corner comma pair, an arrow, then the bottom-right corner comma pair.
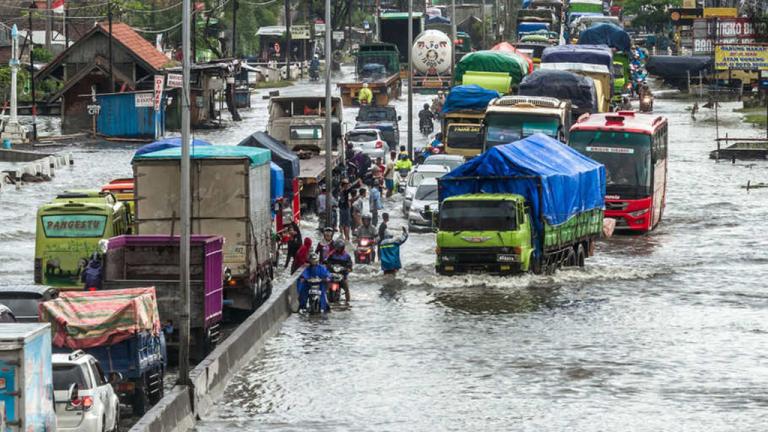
327,264 -> 346,303
305,277 -> 324,314
355,236 -> 376,264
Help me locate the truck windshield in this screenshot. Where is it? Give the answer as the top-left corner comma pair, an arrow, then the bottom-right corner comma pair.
570,130 -> 652,198
348,131 -> 378,142
485,114 -> 560,148
447,125 -> 483,149
359,108 -> 397,122
440,200 -> 518,231
290,125 -> 323,140
41,214 -> 107,238
53,365 -> 90,391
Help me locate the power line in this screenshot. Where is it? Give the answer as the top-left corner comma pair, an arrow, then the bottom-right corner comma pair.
238,0 -> 280,5
122,1 -> 183,13
131,20 -> 183,33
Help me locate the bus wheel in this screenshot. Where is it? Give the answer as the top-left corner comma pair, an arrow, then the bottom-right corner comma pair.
576,244 -> 586,267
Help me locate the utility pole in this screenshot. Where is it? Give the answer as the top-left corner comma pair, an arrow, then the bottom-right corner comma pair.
324,0 -> 333,227
1,25 -> 28,145
232,0 -> 238,57
29,6 -> 38,141
108,1 -> 114,92
481,0 -> 486,49
178,0 -> 192,387
407,0 -> 414,158
451,0 -> 456,87
284,0 -> 292,76
45,0 -> 52,51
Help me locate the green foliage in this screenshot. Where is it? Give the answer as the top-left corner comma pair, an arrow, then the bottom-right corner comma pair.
622,0 -> 681,32
32,47 -> 53,63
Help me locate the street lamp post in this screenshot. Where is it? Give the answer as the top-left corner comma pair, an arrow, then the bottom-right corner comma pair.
407,0 -> 414,158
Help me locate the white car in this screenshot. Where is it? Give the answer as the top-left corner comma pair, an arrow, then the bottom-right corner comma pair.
346,128 -> 390,161
421,154 -> 465,172
402,164 -> 449,215
53,351 -> 120,432
408,178 -> 440,232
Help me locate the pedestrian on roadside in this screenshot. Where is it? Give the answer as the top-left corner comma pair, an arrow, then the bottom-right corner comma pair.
377,212 -> 389,261
351,188 -> 362,230
284,222 -> 303,269
338,179 -> 353,242
369,182 -> 383,226
291,237 -> 313,274
384,151 -> 396,197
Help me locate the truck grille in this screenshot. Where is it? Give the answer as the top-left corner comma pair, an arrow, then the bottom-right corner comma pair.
606,201 -> 628,211
492,96 -> 562,108
441,247 -> 509,264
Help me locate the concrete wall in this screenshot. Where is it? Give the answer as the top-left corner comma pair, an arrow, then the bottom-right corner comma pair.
0,149 -> 52,163
129,273 -> 300,432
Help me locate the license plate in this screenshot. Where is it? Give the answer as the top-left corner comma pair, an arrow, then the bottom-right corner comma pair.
309,288 -> 321,295
497,254 -> 517,262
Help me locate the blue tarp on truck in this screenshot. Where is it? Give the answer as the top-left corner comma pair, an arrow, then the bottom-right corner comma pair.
439,133 -> 605,230
541,44 -> 613,69
442,85 -> 500,113
578,23 -> 631,53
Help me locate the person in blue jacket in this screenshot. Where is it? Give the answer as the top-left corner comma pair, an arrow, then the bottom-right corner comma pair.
297,253 -> 331,312
379,227 -> 409,275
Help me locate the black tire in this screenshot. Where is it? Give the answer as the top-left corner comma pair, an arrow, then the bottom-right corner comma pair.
576,244 -> 586,267
531,257 -> 543,275
131,384 -> 148,416
309,297 -> 320,314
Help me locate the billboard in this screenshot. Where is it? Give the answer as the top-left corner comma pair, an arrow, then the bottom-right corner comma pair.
715,44 -> 768,70
692,18 -> 756,54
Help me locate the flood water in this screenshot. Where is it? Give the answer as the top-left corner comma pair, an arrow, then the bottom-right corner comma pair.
2,70 -> 767,431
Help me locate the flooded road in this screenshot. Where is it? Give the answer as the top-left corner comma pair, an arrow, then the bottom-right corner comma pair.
2,71 -> 768,430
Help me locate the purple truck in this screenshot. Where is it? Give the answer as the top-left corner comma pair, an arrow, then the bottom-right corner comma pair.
102,235 -> 224,360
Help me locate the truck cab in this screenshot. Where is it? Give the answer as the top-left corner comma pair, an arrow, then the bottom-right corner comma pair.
356,105 -> 401,148
442,110 -> 486,158
267,96 -> 343,152
483,96 -> 571,152
436,194 -> 533,274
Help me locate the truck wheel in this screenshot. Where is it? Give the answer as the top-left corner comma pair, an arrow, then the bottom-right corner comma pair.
576,244 -> 586,267
531,258 -> 543,275
132,384 -> 149,416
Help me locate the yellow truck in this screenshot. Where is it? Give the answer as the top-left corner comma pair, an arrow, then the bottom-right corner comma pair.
483,96 -> 572,152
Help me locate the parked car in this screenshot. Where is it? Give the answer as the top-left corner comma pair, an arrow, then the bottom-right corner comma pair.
52,350 -> 120,432
408,178 -> 440,232
0,286 -> 59,322
346,128 -> 390,161
403,165 -> 449,215
421,154 -> 465,171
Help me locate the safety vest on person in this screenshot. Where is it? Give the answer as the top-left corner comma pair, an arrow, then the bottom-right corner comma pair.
358,87 -> 373,104
395,157 -> 413,171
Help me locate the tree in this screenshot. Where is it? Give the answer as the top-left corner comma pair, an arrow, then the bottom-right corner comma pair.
621,0 -> 682,33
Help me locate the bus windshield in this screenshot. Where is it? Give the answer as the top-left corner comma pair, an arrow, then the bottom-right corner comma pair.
41,214 -> 108,238
485,114 -> 560,148
440,200 -> 518,231
447,125 -> 483,149
570,130 -> 652,198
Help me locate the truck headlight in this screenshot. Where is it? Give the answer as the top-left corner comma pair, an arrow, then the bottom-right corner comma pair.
440,255 -> 455,262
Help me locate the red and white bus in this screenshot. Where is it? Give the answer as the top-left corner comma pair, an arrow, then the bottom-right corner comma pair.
570,111 -> 668,232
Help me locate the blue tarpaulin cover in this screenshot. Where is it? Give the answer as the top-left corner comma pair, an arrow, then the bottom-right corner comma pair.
442,85 -> 500,113
439,133 -> 605,234
517,22 -> 550,35
133,145 -> 271,167
237,131 -> 300,192
270,162 -> 284,202
541,44 -> 613,69
133,137 -> 212,157
519,69 -> 598,113
578,23 -> 631,52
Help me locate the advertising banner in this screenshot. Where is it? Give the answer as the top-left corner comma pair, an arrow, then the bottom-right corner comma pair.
692,18 -> 756,54
714,44 -> 768,70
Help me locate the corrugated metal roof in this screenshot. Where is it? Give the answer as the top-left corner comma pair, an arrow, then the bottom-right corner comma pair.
97,22 -> 169,70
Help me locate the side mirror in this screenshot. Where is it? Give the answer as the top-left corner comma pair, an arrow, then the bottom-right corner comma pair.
108,372 -> 123,385
67,383 -> 79,403
398,115 -> 402,121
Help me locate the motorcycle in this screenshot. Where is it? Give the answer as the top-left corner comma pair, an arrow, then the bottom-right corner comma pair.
355,236 -> 376,264
416,144 -> 444,164
420,121 -> 434,135
327,264 -> 347,303
397,168 -> 410,193
305,277 -> 324,314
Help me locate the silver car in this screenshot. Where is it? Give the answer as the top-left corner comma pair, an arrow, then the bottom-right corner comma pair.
346,128 -> 390,161
421,154 -> 465,172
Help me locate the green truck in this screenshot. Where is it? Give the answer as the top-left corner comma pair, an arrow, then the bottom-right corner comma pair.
435,134 -> 605,275
337,43 -> 402,106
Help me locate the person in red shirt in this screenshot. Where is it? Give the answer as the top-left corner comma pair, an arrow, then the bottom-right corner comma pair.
291,237 -> 313,273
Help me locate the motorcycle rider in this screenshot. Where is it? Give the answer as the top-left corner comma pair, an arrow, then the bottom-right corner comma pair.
309,54 -> 320,80
418,103 -> 435,133
395,152 -> 413,172
315,227 -> 336,262
355,213 -> 378,239
326,239 -> 353,303
297,253 -> 331,313
358,82 -> 374,105
81,252 -> 103,291
380,227 -> 409,275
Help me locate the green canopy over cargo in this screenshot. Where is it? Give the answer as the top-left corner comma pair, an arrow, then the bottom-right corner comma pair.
455,50 -> 529,88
